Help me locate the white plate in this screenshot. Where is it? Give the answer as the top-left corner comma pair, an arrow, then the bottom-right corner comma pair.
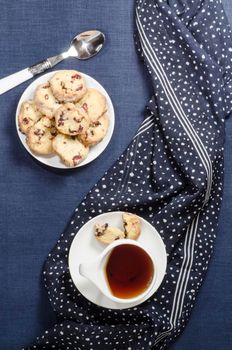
15,71 -> 115,169
68,211 -> 167,309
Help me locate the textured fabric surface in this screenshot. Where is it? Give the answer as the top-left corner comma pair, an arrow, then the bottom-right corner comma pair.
0,1 -> 232,350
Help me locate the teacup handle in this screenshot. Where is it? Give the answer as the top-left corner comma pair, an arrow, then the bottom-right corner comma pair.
79,261 -> 101,289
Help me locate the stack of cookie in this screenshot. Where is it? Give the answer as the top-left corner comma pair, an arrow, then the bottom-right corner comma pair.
18,70 -> 109,167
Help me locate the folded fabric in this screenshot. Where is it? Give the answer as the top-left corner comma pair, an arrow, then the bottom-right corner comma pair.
25,0 -> 232,349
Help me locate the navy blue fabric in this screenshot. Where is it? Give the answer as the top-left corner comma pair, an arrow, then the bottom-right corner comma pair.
0,0 -> 231,349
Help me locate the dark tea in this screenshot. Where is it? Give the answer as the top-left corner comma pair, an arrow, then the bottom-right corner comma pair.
105,244 -> 154,299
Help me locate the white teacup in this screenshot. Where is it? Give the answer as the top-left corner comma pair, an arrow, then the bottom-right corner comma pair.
78,239 -> 157,304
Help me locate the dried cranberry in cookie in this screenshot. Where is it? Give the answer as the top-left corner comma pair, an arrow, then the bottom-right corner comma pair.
52,133 -> 89,167
50,70 -> 87,103
77,88 -> 107,122
78,113 -> 109,146
18,100 -> 42,134
34,82 -> 60,118
54,102 -> 90,136
26,117 -> 57,155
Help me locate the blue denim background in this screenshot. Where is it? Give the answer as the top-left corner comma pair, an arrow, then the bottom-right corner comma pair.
0,1 -> 231,349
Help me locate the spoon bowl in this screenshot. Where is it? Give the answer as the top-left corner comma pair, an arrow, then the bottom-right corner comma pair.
68,30 -> 105,60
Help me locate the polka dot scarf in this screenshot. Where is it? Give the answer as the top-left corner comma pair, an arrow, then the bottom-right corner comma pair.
25,0 -> 232,349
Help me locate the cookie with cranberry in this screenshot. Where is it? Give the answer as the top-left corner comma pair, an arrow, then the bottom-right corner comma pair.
50,70 -> 87,103
18,100 -> 42,134
122,213 -> 141,240
54,102 -> 89,136
26,117 -> 57,155
34,82 -> 60,118
52,133 -> 89,167
78,88 -> 107,122
95,224 -> 125,244
78,114 -> 109,146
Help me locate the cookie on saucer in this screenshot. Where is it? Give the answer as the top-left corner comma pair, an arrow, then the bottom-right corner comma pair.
52,133 -> 89,167
95,223 -> 125,244
55,102 -> 89,136
50,70 -> 87,103
18,100 -> 42,134
34,82 -> 60,118
123,213 -> 141,240
26,117 -> 57,155
78,88 -> 107,122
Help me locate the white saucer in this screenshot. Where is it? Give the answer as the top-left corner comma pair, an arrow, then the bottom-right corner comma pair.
15,70 -> 115,169
68,211 -> 167,309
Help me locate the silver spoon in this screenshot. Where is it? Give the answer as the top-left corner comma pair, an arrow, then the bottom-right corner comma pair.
0,30 -> 105,95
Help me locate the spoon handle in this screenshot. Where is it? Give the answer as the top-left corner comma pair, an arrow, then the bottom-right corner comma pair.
29,53 -> 67,75
0,69 -> 33,95
0,53 -> 66,95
